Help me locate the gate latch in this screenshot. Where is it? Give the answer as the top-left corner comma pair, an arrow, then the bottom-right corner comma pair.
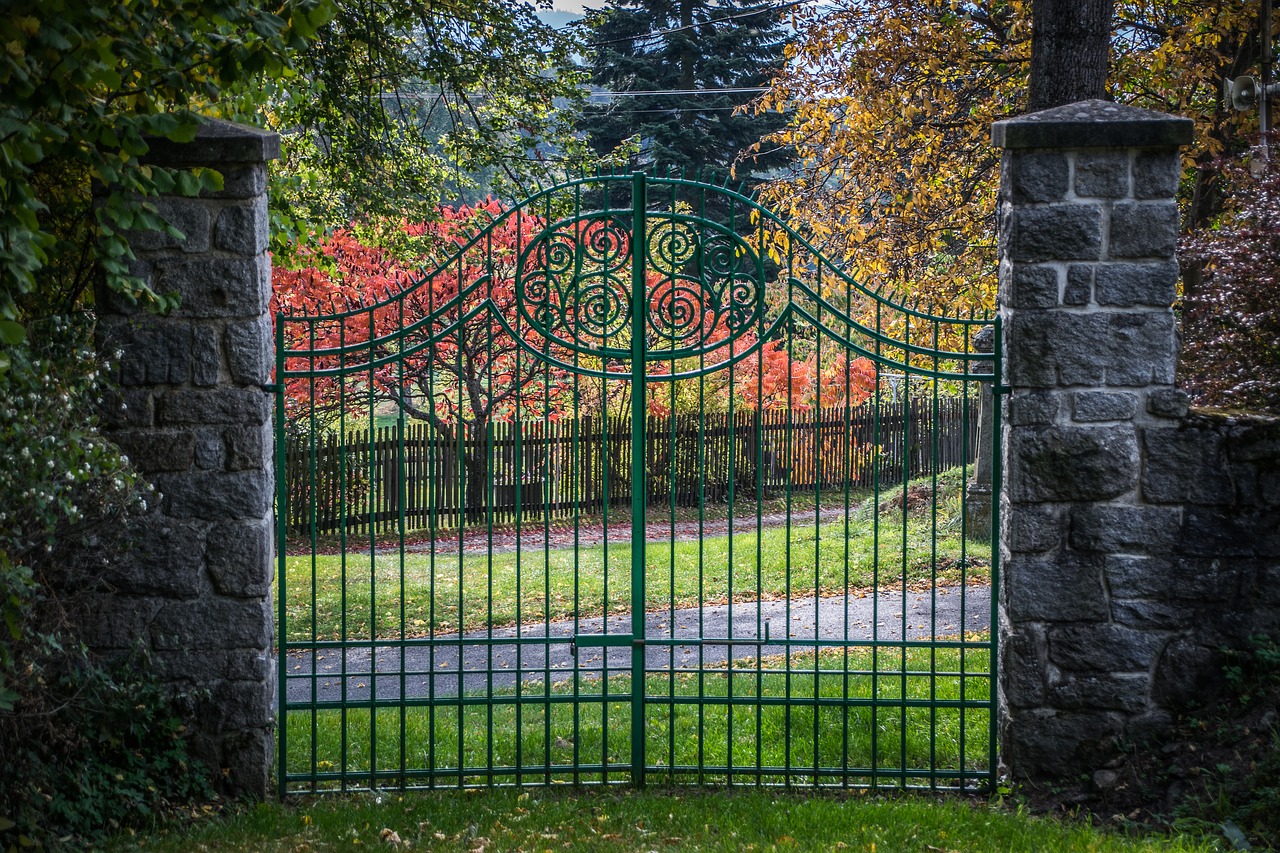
569,633 -> 636,658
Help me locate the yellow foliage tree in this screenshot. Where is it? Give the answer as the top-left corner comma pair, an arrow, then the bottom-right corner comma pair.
751,0 -> 1262,313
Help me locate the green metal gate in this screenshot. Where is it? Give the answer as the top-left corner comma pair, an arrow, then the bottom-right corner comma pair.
275,173 -> 1000,795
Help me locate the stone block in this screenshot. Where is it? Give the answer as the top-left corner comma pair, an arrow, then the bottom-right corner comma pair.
1072,391 -> 1136,422
217,727 -> 272,800
1049,623 -> 1166,672
1064,264 -> 1093,305
1002,707 -> 1123,782
226,316 -> 272,386
224,422 -> 268,472
1007,150 -> 1070,203
1005,264 -> 1060,309
202,678 -> 274,734
159,388 -> 270,426
1112,599 -> 1195,630
1125,709 -> 1175,745
149,647 -> 271,684
194,426 -> 226,470
1004,311 -> 1176,387
99,388 -> 155,429
127,196 -> 211,254
1151,637 -> 1222,710
1007,390 -> 1060,426
114,321 -> 192,386
109,429 -> 196,473
156,469 -> 272,520
1133,151 -> 1181,199
1147,387 -> 1189,419
1231,432 -> 1280,463
1104,555 -> 1229,602
1006,552 -> 1108,621
1005,503 -> 1063,553
1007,204 -> 1103,263
1094,261 -> 1178,307
214,198 -> 269,256
1142,429 -> 1233,505
101,514 -> 206,594
1000,626 -> 1047,708
203,163 -> 267,200
75,595 -> 164,650
156,256 -> 270,319
1074,152 -> 1130,198
150,595 -> 271,651
206,516 -> 273,597
1049,673 -> 1149,713
1069,503 -> 1180,555
1109,202 -> 1179,259
1008,425 -> 1138,502
192,324 -> 221,386
1180,507 -> 1280,557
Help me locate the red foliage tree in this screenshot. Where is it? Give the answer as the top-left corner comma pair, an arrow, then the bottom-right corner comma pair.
1180,147 -> 1280,412
274,202 -> 571,520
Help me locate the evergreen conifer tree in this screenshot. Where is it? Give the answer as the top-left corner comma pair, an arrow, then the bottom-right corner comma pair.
581,0 -> 791,189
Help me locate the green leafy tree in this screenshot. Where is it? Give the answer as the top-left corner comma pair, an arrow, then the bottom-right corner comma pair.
580,0 -> 792,187
263,0 -> 599,253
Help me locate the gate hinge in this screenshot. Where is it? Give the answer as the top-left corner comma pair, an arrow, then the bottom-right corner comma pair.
260,383 -> 282,394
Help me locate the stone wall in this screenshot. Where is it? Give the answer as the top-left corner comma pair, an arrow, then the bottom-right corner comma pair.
994,100 -> 1280,781
92,120 -> 278,797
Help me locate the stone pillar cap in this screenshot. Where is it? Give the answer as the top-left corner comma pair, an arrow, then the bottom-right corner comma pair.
992,99 -> 1193,150
143,117 -> 281,166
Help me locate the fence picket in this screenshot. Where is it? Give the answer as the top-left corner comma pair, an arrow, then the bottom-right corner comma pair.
285,398 -> 981,536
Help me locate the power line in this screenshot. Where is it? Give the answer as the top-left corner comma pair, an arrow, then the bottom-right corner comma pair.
572,1 -> 806,47
586,87 -> 769,97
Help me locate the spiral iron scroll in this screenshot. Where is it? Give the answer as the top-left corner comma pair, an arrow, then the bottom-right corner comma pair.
517,212 -> 763,360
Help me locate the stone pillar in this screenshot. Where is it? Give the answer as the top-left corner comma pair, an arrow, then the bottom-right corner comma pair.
993,101 -> 1192,780
94,120 -> 278,797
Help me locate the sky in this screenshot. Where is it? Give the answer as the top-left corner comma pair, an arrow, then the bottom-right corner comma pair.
551,1 -> 587,11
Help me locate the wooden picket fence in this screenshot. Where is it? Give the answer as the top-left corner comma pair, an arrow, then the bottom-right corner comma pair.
283,398 -> 980,536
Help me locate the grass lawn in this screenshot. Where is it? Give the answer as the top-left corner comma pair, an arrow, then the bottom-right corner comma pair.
284,647 -> 993,792
282,470 -> 990,640
114,788 -> 1213,852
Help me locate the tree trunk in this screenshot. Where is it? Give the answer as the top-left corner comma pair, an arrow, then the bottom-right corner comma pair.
1027,0 -> 1114,111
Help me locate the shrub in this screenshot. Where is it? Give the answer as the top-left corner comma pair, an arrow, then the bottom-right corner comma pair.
1180,144 -> 1280,412
0,318 -> 210,849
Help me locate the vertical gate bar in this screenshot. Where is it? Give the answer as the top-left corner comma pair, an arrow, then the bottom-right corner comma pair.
455,310 -> 465,787
486,418 -> 495,783
988,316 -> 1003,787
426,264 -> 438,788
569,184 -> 582,786
929,323 -> 940,787
367,309 -> 378,788
899,316 -> 910,784
958,327 -> 972,784
783,271 -> 794,785
337,319 -> 350,792
841,271 -> 852,787
275,315 -> 288,798
811,251 -> 821,785
397,296 -> 408,787
629,171 -> 648,786
309,332 -> 320,791
871,298 -> 882,786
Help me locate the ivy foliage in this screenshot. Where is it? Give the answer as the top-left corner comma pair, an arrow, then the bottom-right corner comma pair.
0,0 -> 330,336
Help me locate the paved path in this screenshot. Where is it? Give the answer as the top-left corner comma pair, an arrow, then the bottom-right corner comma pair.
283,584 -> 990,705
